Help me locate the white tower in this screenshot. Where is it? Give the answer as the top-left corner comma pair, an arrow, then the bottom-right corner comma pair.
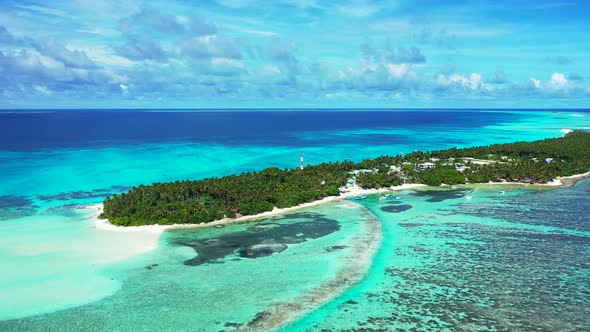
300,152 -> 304,171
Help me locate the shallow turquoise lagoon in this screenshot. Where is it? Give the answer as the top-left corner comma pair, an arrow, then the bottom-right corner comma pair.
0,202 -> 381,331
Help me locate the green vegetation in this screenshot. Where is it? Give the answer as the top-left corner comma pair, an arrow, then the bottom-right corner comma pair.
100,131 -> 590,226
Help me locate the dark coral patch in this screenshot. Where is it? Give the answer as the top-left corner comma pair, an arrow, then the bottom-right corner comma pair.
380,204 -> 412,213
411,189 -> 471,202
0,195 -> 38,220
171,213 -> 340,266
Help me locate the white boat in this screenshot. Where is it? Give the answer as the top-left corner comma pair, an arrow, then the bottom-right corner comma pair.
465,195 -> 473,200
499,191 -> 506,195
395,196 -> 401,199
378,196 -> 387,201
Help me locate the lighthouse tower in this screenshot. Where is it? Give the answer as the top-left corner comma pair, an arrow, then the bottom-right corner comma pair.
300,152 -> 305,171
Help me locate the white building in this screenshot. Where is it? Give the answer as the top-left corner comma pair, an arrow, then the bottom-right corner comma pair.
417,162 -> 436,171
389,166 -> 402,173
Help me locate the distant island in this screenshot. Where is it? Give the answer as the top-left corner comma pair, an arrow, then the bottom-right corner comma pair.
100,131 -> 590,226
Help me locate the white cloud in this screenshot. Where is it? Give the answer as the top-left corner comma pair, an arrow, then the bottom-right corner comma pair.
548,72 -> 568,89
387,63 -> 410,78
447,73 -> 482,90
530,78 -> 542,89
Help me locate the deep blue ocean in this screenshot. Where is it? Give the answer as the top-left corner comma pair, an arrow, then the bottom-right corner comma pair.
1,109 -> 583,151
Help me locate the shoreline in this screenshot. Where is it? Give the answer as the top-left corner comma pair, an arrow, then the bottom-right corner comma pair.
474,170 -> 590,188
87,170 -> 590,233
87,183 -> 427,233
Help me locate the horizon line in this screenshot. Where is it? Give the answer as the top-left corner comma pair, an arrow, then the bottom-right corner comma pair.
1,107 -> 589,111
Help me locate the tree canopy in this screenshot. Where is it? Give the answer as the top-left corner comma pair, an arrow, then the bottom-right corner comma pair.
101,131 -> 590,226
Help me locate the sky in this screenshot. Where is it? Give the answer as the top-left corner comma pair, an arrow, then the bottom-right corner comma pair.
0,0 -> 589,109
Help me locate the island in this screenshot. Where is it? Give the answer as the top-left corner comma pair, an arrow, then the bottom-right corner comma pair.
99,131 -> 590,226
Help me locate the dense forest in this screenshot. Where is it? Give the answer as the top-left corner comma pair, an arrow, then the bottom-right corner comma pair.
101,131 -> 590,226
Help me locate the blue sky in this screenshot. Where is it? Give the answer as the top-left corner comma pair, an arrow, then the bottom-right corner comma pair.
0,0 -> 589,108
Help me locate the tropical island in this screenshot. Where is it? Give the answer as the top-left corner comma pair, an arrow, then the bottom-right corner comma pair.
100,131 -> 590,226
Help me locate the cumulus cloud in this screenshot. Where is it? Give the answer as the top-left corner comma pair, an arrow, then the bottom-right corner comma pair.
0,26 -> 97,69
0,50 -> 114,96
530,77 -> 542,89
2,5 -> 590,107
438,73 -> 484,91
548,72 -> 568,89
34,38 -> 97,69
116,35 -> 168,62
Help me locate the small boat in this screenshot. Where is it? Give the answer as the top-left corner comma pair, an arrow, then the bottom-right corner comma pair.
395,196 -> 401,199
384,194 -> 391,198
354,195 -> 368,200
499,191 -> 506,195
378,196 -> 387,201
465,195 -> 473,200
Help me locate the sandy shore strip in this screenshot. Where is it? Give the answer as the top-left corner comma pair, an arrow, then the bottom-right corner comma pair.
85,183 -> 427,233
465,170 -> 590,188
86,170 -> 590,235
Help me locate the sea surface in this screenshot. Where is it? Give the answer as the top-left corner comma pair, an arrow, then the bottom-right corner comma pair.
0,109 -> 589,331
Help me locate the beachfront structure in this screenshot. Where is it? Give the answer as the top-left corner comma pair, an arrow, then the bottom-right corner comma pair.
389,166 -> 402,173
350,169 -> 375,175
417,162 -> 436,171
455,163 -> 468,172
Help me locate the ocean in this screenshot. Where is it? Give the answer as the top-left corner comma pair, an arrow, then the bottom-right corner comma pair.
0,109 -> 589,331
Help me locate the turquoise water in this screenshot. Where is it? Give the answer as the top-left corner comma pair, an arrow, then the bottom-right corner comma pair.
286,182 -> 590,331
1,110 -> 589,330
0,202 -> 381,331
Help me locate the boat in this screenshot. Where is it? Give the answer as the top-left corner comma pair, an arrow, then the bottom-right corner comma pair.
354,195 -> 368,200
465,195 -> 473,200
499,191 -> 506,195
378,196 -> 387,201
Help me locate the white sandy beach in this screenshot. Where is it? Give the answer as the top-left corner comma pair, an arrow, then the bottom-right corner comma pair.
89,170 -> 590,236
84,170 -> 590,260
88,182 -> 427,234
